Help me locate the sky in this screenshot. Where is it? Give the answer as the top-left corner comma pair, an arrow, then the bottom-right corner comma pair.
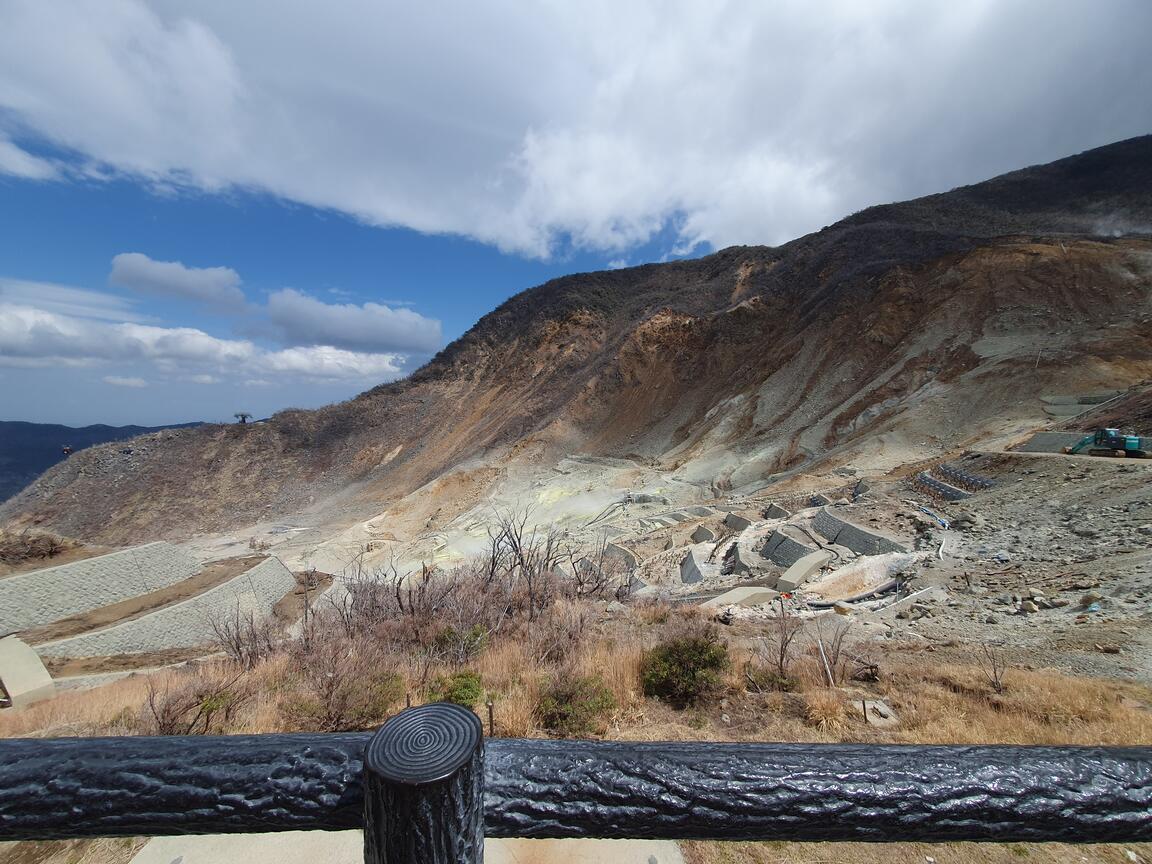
1,1 -> 1150,426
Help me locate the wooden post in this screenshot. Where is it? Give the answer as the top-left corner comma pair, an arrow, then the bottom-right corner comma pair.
363,703 -> 484,864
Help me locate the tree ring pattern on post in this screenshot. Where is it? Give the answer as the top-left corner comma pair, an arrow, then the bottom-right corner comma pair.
365,702 -> 482,786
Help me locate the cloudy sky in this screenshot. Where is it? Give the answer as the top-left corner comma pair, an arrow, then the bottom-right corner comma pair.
1,0 -> 1150,426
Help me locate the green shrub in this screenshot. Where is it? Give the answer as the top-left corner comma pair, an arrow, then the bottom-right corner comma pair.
433,624 -> 488,663
537,675 -> 617,737
641,626 -> 730,708
431,670 -> 484,707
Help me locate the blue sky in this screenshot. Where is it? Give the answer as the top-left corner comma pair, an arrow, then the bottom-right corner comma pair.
1,0 -> 1150,426
0,156 -> 691,426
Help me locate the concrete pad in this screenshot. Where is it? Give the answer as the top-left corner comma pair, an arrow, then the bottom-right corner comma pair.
776,550 -> 832,593
1014,431 -> 1085,453
0,636 -> 54,708
488,838 -> 684,864
129,832 -> 684,864
131,831 -> 363,864
701,586 -> 780,609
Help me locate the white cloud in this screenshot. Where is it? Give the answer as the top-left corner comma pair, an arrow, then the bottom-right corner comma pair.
109,252 -> 244,307
1,1 -> 1149,257
188,373 -> 218,384
267,288 -> 441,354
258,345 -> 402,379
103,375 -> 147,387
0,303 -> 403,381
0,277 -> 146,322
0,135 -> 57,179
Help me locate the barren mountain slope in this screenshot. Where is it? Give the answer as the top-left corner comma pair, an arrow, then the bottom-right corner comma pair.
3,136 -> 1152,545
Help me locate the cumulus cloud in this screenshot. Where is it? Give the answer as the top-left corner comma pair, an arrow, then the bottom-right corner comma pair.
0,303 -> 402,381
267,288 -> 441,354
109,252 -> 245,308
103,375 -> 147,387
1,1 -> 1149,257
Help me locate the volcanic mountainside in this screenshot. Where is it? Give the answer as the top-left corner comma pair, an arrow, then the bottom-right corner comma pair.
3,136 -> 1152,545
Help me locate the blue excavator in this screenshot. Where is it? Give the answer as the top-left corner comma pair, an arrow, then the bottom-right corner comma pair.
1064,428 -> 1148,458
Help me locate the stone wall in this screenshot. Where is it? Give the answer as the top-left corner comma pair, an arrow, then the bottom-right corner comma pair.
0,542 -> 200,632
813,508 -> 907,555
36,557 -> 296,658
760,528 -> 817,568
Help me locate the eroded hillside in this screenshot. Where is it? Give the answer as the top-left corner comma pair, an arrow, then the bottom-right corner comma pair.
3,137 -> 1152,546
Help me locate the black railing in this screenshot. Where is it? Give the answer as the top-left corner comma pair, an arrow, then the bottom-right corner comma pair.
2,703 -> 1151,863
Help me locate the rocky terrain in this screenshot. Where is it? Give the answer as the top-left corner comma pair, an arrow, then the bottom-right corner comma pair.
2,136 -> 1150,559
0,421 -> 201,504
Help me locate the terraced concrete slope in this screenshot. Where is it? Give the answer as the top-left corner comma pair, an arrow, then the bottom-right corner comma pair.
3,136 -> 1152,546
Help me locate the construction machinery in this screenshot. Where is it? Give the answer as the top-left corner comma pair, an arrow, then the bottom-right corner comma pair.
1063,428 -> 1149,458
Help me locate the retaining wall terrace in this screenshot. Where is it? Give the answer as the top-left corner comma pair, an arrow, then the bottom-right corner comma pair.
812,508 -> 907,555
0,542 -> 200,632
760,528 -> 817,568
36,557 -> 296,658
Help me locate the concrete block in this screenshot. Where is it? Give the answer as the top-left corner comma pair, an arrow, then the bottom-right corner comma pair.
760,528 -> 818,568
603,543 -> 638,571
701,587 -> 780,609
690,525 -> 716,544
679,545 -> 721,585
763,503 -> 790,519
0,636 -> 54,707
724,513 -> 753,532
776,551 -> 832,593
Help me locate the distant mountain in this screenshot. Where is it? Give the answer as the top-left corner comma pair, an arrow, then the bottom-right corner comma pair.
4,135 -> 1152,544
0,421 -> 202,503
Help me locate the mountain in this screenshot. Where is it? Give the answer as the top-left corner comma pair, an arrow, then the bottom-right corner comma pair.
0,421 -> 202,504
3,136 -> 1151,548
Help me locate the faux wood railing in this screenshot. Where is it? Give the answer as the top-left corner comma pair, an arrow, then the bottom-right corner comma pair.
2,703 -> 1151,863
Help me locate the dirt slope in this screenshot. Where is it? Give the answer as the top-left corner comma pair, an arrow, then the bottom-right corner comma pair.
4,136 -> 1152,545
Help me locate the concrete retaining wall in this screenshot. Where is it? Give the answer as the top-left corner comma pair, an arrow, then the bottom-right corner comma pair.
604,543 -> 639,572
760,528 -> 817,568
812,508 -> 907,555
36,557 -> 296,658
915,472 -> 970,501
0,542 -> 200,631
